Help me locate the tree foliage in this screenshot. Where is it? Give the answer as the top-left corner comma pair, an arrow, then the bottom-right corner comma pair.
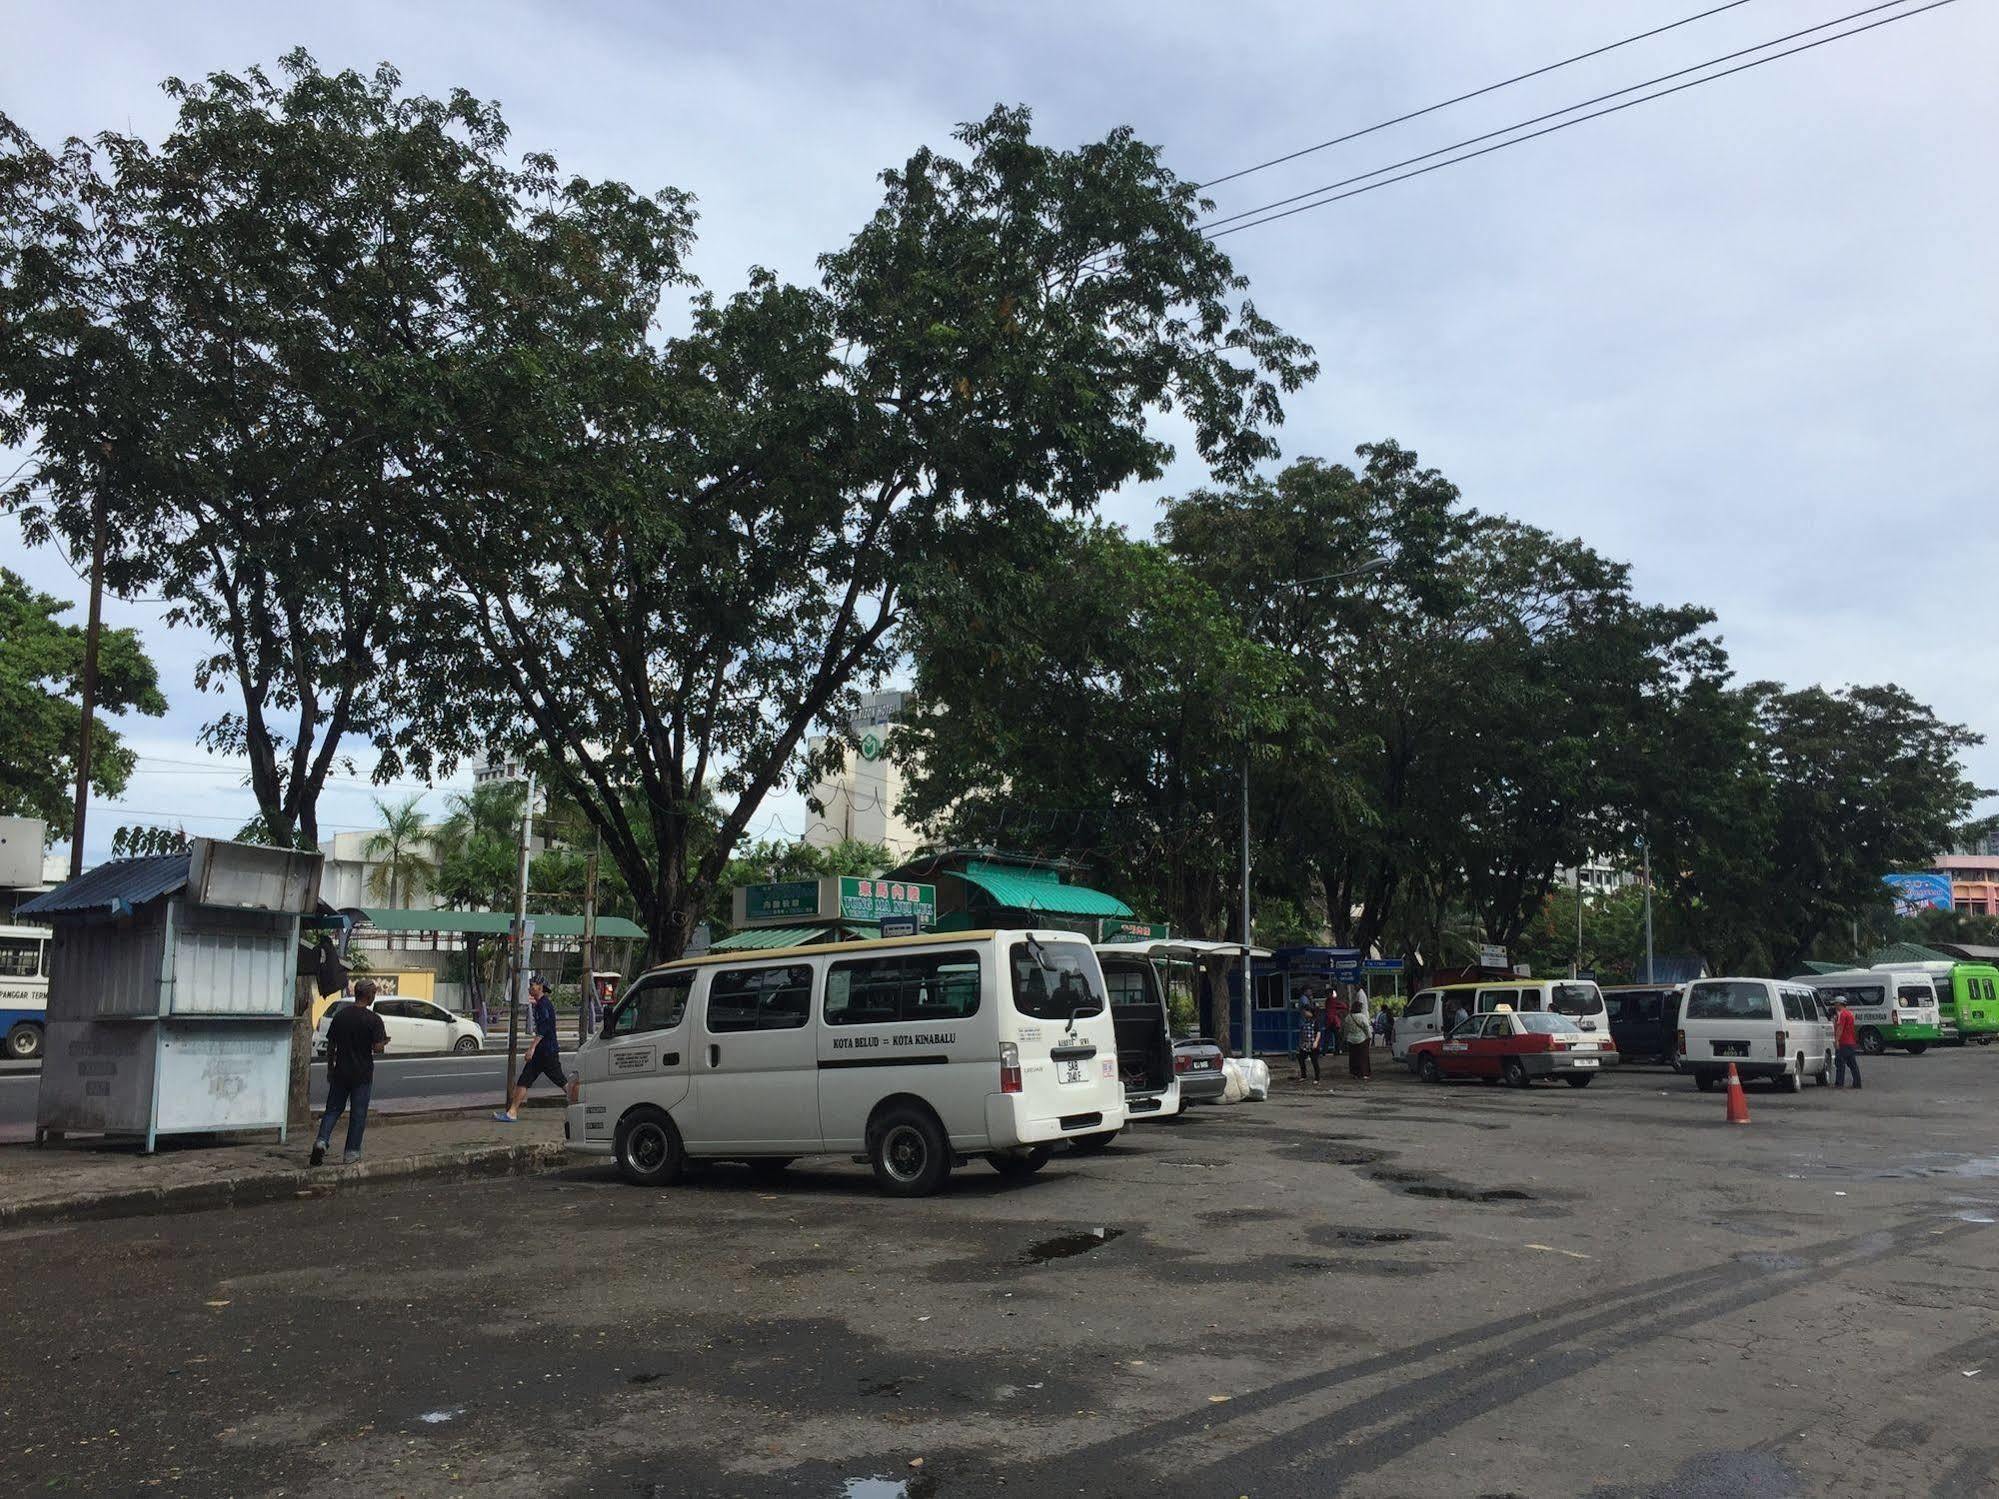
0,568 -> 165,837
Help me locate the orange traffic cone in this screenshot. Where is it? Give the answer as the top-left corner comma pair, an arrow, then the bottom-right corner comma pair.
1723,1062 -> 1750,1125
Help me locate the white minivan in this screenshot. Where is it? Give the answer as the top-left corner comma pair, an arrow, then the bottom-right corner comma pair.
1392,979 -> 1609,1062
567,929 -> 1128,1196
1677,977 -> 1833,1093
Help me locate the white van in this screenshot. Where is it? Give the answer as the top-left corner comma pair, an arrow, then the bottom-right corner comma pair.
1092,943 -> 1181,1121
1794,970 -> 1943,1055
567,929 -> 1127,1196
1392,979 -> 1608,1061
1677,977 -> 1833,1092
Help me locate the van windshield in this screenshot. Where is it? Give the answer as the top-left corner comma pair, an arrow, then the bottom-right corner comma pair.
1685,982 -> 1773,1022
1010,941 -> 1105,1021
1551,984 -> 1599,1016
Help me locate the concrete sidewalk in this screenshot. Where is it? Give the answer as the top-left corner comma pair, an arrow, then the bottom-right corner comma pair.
0,1107 -> 568,1229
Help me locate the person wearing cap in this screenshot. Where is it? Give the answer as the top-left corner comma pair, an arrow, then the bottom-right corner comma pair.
494,976 -> 578,1122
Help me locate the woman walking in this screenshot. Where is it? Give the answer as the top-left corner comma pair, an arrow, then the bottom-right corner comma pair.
1295,995 -> 1322,1082
1344,997 -> 1374,1083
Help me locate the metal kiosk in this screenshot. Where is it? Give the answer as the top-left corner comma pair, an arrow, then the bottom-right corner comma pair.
20,838 -> 323,1151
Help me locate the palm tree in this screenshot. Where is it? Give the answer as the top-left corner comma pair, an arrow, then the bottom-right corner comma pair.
364,794 -> 437,914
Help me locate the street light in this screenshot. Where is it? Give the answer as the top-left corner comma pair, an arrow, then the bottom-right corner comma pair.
1236,555 -> 1390,1057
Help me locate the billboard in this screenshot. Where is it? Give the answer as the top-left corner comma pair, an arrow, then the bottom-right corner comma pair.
1883,872 -> 1953,916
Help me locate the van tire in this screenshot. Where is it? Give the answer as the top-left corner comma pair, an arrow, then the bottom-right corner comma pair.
1417,1055 -> 1441,1084
1069,1131 -> 1119,1155
1564,1074 -> 1593,1088
1904,1043 -> 1929,1056
1780,1066 -> 1803,1094
987,1147 -> 1051,1177
1694,1071 -> 1718,1093
1859,1028 -> 1887,1056
6,1022 -> 42,1060
615,1107 -> 684,1188
869,1105 -> 950,1197
1502,1058 -> 1530,1089
1816,1052 -> 1832,1085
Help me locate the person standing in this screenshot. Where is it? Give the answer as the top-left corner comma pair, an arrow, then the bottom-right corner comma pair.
1344,997 -> 1374,1082
1832,998 -> 1862,1089
312,979 -> 387,1167
1324,987 -> 1349,1056
494,976 -> 579,1122
1295,995 -> 1322,1082
1382,1005 -> 1397,1053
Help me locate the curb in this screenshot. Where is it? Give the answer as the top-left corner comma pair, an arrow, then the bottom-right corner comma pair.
0,1140 -> 570,1231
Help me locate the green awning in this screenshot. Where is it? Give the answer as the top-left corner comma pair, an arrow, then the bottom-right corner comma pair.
707,923 -> 877,952
351,907 -> 646,940
952,869 -> 1133,919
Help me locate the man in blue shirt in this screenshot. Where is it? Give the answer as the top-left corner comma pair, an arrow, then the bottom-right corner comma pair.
494,976 -> 577,1122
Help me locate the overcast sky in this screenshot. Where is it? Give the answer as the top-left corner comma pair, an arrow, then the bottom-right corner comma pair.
6,0 -> 1995,862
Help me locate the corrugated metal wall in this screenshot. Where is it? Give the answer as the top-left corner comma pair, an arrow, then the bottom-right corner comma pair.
167,908 -> 296,1017
47,914 -> 170,1020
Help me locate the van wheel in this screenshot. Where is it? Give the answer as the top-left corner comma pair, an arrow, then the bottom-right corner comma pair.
1694,1071 -> 1717,1093
1417,1056 -> 1440,1085
1904,1043 -> 1929,1056
6,1023 -> 42,1060
869,1106 -> 950,1197
1564,1075 -> 1593,1088
987,1147 -> 1051,1177
1780,1067 -> 1803,1094
1816,1053 -> 1832,1086
615,1107 -> 684,1188
1069,1131 -> 1119,1155
1859,1028 -> 1887,1056
1502,1058 -> 1530,1089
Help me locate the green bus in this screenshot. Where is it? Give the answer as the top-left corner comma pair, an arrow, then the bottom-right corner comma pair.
1875,961 -> 1999,1044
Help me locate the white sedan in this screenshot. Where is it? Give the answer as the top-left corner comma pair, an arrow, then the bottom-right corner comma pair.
313,998 -> 487,1057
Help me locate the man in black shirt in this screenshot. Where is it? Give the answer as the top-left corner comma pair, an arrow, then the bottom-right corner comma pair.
311,978 -> 389,1167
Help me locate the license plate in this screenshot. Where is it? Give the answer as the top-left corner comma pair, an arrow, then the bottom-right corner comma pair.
1189,1059 -> 1214,1070
1711,1041 -> 1748,1057
1570,1057 -> 1599,1068
1060,1059 -> 1088,1084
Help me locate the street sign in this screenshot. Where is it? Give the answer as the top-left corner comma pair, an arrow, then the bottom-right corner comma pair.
1478,944 -> 1508,971
839,876 -> 936,925
878,916 -> 919,938
1100,919 -> 1170,941
1513,962 -> 1532,978
1362,957 -> 1404,972
740,880 -> 822,924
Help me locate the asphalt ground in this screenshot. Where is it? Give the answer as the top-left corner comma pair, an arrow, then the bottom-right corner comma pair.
3,1050 -> 1997,1498
0,1051 -> 577,1137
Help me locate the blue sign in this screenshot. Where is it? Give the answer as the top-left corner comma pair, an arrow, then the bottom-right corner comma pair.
1363,957 -> 1404,972
1332,958 -> 1362,981
1883,872 -> 1953,916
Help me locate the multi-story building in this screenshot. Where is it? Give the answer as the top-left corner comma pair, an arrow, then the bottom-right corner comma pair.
1935,854 -> 1999,917
804,690 -> 926,859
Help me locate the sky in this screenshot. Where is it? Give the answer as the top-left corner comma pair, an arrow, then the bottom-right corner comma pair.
5,0 -> 1995,864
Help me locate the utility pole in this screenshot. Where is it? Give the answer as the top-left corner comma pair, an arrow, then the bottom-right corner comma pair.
68,493 -> 107,879
503,771 -> 536,1107
1641,837 -> 1655,985
1239,756 -> 1253,1059
578,838 -> 599,1048
1572,862 -> 1584,980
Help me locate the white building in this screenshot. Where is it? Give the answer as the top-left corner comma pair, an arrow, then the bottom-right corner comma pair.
1555,855 -> 1637,898
804,690 -> 925,859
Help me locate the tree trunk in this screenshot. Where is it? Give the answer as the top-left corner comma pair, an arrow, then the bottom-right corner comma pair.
288,972 -> 315,1136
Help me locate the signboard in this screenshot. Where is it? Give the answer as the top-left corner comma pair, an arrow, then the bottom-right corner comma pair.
1478,944 -> 1508,971
1100,919 -> 1171,941
1513,962 -> 1532,978
878,916 -> 920,938
1362,957 -> 1404,972
839,876 -> 936,926
1883,871 -> 1953,917
685,922 -> 713,956
1332,956 -> 1363,982
740,881 -> 823,925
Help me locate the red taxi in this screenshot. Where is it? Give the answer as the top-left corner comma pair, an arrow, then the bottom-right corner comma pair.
1406,1008 -> 1619,1088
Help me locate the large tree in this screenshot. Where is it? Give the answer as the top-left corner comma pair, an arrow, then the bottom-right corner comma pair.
0,568 -> 165,838
0,53 -> 692,847
402,106 -> 1315,960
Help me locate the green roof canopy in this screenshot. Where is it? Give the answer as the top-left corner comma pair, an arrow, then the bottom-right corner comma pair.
707,923 -> 877,952
952,868 -> 1133,919
351,907 -> 646,940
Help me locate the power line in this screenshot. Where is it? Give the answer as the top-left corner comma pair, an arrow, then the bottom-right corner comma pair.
1197,0 -> 1762,191
1205,0 -> 1962,243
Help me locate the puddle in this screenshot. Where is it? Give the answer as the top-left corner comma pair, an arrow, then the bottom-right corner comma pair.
1366,1166 -> 1536,1203
860,1374 -> 915,1397
1952,1211 -> 1997,1225
627,1371 -> 664,1386
418,1408 -> 463,1424
1021,1227 -> 1125,1264
841,1475 -> 938,1499
1310,1226 -> 1436,1247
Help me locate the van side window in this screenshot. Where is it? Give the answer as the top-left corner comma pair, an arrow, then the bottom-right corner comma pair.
825,951 -> 982,1026
1475,989 -> 1512,1012
1406,993 -> 1436,1017
706,965 -> 814,1033
1780,992 -> 1805,1022
606,971 -> 693,1037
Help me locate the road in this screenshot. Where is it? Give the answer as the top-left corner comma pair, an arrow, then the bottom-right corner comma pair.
0,1050 -> 576,1134
4,1048 -> 1997,1495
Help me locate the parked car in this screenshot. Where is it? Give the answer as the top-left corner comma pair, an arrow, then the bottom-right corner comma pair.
1405,1008 -> 1619,1088
1603,984 -> 1684,1064
1677,977 -> 1831,1092
1393,979 -> 1610,1060
313,997 -> 486,1057
1172,1036 -> 1229,1104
